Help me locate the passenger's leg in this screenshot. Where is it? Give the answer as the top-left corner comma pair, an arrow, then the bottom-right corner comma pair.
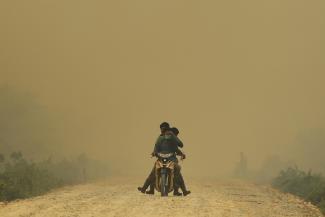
174,164 -> 191,196
178,171 -> 191,196
173,164 -> 182,196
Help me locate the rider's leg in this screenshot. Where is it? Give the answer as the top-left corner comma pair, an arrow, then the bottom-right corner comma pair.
146,182 -> 155,194
138,166 -> 155,193
145,173 -> 155,194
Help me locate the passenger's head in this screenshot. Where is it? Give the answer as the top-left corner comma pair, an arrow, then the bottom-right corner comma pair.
160,122 -> 170,134
170,127 -> 179,136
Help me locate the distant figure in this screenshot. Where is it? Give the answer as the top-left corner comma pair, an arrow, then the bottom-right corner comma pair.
234,152 -> 247,178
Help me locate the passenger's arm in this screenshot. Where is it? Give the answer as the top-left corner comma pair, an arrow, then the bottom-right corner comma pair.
171,133 -> 183,148
175,148 -> 184,156
176,147 -> 186,160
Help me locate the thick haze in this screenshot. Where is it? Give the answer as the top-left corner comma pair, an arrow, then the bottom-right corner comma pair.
1,1 -> 324,177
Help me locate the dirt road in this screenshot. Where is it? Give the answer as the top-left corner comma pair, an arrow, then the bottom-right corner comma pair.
0,177 -> 323,217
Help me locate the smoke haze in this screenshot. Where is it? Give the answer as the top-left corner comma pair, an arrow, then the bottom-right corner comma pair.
1,0 -> 325,177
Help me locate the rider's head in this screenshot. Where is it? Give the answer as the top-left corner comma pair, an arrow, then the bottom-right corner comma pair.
160,122 -> 170,134
170,127 -> 179,136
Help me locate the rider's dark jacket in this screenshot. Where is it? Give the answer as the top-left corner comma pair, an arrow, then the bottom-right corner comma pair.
153,131 -> 184,161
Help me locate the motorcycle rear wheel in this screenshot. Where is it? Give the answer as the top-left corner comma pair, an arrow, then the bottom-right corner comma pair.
160,173 -> 168,197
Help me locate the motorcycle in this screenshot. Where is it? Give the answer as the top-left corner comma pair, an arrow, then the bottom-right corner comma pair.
154,152 -> 175,196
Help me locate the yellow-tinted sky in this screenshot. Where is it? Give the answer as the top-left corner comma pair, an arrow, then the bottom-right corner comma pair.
1,0 -> 324,176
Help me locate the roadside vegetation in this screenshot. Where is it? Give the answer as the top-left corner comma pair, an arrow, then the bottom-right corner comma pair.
272,167 -> 325,214
233,152 -> 325,214
0,152 -> 109,202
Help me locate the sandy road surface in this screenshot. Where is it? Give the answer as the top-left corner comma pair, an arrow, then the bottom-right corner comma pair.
0,177 -> 323,217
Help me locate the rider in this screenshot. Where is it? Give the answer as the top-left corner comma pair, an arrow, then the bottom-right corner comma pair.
137,122 -> 172,194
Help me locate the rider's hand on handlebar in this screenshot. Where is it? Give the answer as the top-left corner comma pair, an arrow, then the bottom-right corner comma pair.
181,154 -> 186,160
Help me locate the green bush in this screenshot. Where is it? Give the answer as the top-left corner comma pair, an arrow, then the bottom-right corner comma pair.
0,152 -> 109,202
319,199 -> 325,214
0,156 -> 60,201
272,167 -> 325,214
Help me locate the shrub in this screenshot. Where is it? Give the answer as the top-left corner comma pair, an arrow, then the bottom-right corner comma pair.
0,152 -> 109,202
0,157 -> 60,201
272,167 -> 325,214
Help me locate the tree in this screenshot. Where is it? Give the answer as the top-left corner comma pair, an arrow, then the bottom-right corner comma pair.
233,152 -> 248,178
10,151 -> 23,162
0,86 -> 60,158
77,153 -> 89,182
0,153 -> 4,163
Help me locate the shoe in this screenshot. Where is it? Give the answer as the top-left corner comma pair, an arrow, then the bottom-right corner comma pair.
183,190 -> 191,196
173,191 -> 182,196
137,187 -> 145,193
146,190 -> 154,195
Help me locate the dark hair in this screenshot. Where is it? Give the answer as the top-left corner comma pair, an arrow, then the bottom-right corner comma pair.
170,127 -> 179,135
160,122 -> 170,129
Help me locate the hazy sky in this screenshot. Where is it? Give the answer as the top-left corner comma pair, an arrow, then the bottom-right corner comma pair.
1,0 -> 324,176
